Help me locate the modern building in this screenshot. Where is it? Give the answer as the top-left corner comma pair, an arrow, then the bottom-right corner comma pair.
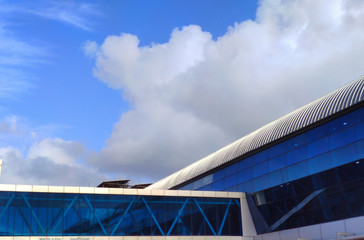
0,75 -> 363,240
147,75 -> 364,240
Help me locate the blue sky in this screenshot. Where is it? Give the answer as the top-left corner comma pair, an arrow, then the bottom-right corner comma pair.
0,0 -> 257,151
1,0 -> 364,186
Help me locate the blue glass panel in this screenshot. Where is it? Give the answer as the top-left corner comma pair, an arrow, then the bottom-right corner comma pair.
307,153 -> 332,175
179,185 -> 189,190
237,181 -> 254,193
48,192 -> 64,236
269,170 -> 284,188
287,145 -> 307,166
285,133 -> 309,153
225,164 -> 238,177
238,167 -> 253,183
201,184 -> 213,191
202,175 -> 213,186
192,178 -> 203,190
330,110 -> 358,132
281,168 -> 289,183
307,137 -> 329,158
330,127 -> 355,150
358,140 -> 364,159
253,149 -> 269,164
238,157 -> 253,171
212,179 -> 225,191
268,142 -> 287,158
356,122 -> 364,140
331,143 -> 358,167
253,175 -> 270,192
253,161 -> 269,178
268,154 -> 286,172
227,186 -> 239,192
0,192 -> 239,236
307,123 -> 332,142
287,161 -> 308,182
224,173 -> 238,189
213,170 -> 225,182
356,107 -> 364,121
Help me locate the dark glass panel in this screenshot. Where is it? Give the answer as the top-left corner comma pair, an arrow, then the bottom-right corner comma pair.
329,127 -> 355,150
329,110 -> 358,132
251,158 -> 364,234
331,143 -> 358,167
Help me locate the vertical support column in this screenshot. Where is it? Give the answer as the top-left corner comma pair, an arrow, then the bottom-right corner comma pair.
240,192 -> 257,240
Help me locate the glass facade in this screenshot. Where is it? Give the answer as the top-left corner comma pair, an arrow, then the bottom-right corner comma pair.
0,191 -> 241,236
179,107 -> 364,194
251,158 -> 364,233
177,106 -> 364,233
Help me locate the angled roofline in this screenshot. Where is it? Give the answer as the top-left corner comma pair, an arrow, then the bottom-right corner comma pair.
147,75 -> 364,190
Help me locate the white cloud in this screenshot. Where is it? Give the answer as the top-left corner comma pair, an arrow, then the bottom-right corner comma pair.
0,117 -> 108,186
86,0 -> 364,183
0,139 -> 106,186
24,1 -> 99,31
28,138 -> 85,166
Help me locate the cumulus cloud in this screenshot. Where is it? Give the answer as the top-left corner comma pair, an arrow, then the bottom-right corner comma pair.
0,116 -> 108,186
85,0 -> 364,183
0,139 -> 106,186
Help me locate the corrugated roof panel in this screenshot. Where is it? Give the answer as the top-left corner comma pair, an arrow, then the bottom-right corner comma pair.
148,76 -> 364,190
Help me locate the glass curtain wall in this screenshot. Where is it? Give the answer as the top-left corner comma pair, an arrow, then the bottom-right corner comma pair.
0,192 -> 242,236
179,106 -> 364,194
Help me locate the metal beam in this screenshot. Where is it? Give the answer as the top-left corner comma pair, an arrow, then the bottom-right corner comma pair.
193,198 -> 217,236
50,195 -> 79,234
111,196 -> 137,236
84,195 -> 107,236
21,193 -> 46,234
167,198 -> 189,235
141,197 -> 165,236
218,199 -> 232,235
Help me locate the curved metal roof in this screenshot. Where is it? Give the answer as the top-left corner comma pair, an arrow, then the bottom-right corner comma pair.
147,76 -> 364,190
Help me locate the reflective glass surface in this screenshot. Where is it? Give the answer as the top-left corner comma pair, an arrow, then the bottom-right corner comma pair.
180,106 -> 364,193
0,192 -> 241,236
250,159 -> 364,234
